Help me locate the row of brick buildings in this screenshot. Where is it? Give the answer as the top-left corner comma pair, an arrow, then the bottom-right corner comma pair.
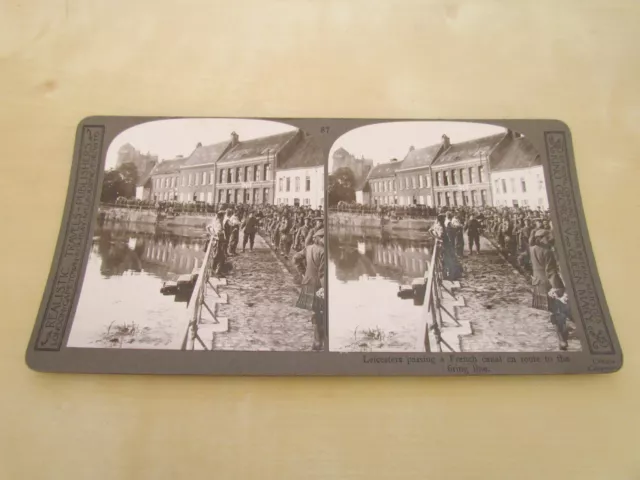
134,129 -> 325,208
359,130 -> 548,209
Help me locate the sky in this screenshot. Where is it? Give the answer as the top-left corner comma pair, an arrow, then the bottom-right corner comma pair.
105,118 -> 298,170
328,121 -> 508,170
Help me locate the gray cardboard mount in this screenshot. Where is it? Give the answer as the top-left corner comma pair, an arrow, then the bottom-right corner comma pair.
25,117 -> 623,376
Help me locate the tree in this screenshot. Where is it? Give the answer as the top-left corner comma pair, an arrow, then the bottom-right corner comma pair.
328,167 -> 356,206
100,163 -> 139,203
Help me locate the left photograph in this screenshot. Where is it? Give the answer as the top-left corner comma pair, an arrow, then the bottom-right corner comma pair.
66,119 -> 326,351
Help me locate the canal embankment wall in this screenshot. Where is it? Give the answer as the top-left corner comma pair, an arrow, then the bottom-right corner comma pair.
329,212 -> 435,232
98,206 -> 211,229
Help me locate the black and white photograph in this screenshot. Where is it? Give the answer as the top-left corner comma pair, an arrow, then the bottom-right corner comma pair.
66,118 -> 326,351
328,121 -> 582,353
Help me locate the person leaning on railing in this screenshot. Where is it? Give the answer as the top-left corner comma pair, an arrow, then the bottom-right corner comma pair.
207,209 -> 227,277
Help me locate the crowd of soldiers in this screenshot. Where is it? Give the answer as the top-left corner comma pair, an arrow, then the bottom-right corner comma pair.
430,205 -> 571,350
206,203 -> 327,351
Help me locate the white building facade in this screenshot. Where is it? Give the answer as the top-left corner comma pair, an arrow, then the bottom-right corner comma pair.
490,165 -> 548,209
274,165 -> 324,208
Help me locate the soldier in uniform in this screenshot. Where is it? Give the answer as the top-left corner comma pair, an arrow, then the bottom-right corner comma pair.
464,213 -> 482,254
295,217 -> 312,252
241,211 -> 258,252
279,213 -> 293,256
305,216 -> 324,246
227,209 -> 241,255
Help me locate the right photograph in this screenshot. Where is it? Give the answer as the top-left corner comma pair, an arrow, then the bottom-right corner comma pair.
327,121 -> 582,354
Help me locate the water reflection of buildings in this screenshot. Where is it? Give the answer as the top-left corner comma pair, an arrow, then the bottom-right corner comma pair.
329,230 -> 432,283
93,227 -> 206,279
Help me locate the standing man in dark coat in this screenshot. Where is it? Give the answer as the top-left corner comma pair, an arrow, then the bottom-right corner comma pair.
241,212 -> 258,252
464,214 -> 482,254
293,229 -> 326,351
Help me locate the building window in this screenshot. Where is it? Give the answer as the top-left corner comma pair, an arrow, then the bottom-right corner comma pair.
188,173 -> 193,186
279,178 -> 283,192
451,170 -> 457,185
523,199 -> 529,206
538,197 -> 543,206
219,169 -> 224,184
426,175 -> 430,188
537,173 -> 544,191
501,179 -> 507,194
286,177 -> 291,192
481,190 -> 487,206
202,172 -> 207,185
236,167 -> 241,182
295,177 -> 300,192
245,166 -> 250,182
512,199 -> 519,207
469,167 -> 475,183
443,171 -> 449,186
305,175 -> 311,191
218,190 -> 224,203
226,169 -> 231,183
479,166 -> 485,183
194,173 -> 199,186
453,191 -> 459,206
263,188 -> 269,204
210,171 -> 215,185
510,178 -> 516,193
419,176 -> 424,188
460,168 -> 465,184
265,164 -> 271,181
495,179 -> 500,195
445,192 -> 451,206
435,172 -> 440,187
521,178 -> 527,193
471,190 -> 477,206
412,176 -> 417,188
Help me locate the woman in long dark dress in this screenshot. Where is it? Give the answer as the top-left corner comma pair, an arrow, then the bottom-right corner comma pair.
530,229 -> 569,350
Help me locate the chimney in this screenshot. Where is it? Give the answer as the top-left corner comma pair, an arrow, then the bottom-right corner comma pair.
230,131 -> 239,146
409,146 -> 415,152
390,158 -> 398,163
441,134 -> 451,149
196,142 -> 202,148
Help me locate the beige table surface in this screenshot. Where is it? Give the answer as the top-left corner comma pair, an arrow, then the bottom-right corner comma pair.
1,1 -> 639,479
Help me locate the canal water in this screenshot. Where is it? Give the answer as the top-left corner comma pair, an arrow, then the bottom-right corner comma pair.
66,221 -> 208,349
328,226 -> 435,352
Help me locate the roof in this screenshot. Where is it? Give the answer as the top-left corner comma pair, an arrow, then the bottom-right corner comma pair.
432,133 -> 507,167
182,141 -> 230,168
277,133 -> 324,170
217,130 -> 299,164
150,157 -> 188,176
489,136 -> 541,171
332,147 -> 351,159
367,160 -> 404,179
136,160 -> 158,186
397,144 -> 442,171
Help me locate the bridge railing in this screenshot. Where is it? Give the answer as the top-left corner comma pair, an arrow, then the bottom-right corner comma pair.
418,238 -> 462,353
180,234 -> 220,350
